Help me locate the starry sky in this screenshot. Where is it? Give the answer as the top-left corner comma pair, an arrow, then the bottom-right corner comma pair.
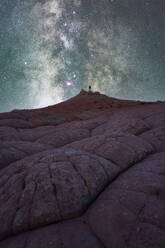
0,0 -> 165,112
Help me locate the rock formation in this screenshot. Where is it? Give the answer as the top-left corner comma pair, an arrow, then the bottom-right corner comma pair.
0,91 -> 165,248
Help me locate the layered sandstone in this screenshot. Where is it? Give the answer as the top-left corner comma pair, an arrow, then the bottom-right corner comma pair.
0,91 -> 164,248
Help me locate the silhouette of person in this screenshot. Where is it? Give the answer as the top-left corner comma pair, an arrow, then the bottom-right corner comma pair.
89,85 -> 91,91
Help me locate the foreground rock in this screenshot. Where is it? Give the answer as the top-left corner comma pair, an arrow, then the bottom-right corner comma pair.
85,152 -> 165,248
0,91 -> 165,247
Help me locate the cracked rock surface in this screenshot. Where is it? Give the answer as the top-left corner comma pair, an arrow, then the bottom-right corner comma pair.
0,91 -> 165,248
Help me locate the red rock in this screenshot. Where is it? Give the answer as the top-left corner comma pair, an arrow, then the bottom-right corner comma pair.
0,219 -> 103,248
65,133 -> 154,169
37,128 -> 90,147
0,148 -> 119,240
0,91 -> 164,247
0,141 -> 53,170
140,126 -> 165,151
92,117 -> 150,136
84,153 -> 165,248
0,119 -> 33,128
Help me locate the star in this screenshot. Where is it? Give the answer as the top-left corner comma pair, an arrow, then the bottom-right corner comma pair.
65,80 -> 73,86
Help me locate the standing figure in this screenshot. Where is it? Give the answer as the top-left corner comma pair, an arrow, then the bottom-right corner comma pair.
89,85 -> 91,91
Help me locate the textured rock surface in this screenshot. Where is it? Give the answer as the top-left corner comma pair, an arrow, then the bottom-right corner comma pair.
0,91 -> 165,247
85,152 -> 165,248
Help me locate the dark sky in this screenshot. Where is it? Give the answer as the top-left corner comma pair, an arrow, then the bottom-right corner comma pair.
0,0 -> 165,112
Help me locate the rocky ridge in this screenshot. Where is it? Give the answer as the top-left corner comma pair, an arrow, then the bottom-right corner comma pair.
0,91 -> 165,248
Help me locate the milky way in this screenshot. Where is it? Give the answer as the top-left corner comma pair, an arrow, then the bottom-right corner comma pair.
0,0 -> 165,112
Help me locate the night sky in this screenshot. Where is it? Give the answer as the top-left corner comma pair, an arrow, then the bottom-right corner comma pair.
0,0 -> 165,112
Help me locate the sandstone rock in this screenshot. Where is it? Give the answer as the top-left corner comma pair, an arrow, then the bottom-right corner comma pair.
0,219 -> 103,248
37,128 -> 90,147
0,141 -> 53,170
144,112 -> 165,128
140,126 -> 165,151
0,91 -> 165,248
0,148 -> 119,240
65,133 -> 154,169
85,153 -> 165,248
92,117 -> 150,136
0,119 -> 33,128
